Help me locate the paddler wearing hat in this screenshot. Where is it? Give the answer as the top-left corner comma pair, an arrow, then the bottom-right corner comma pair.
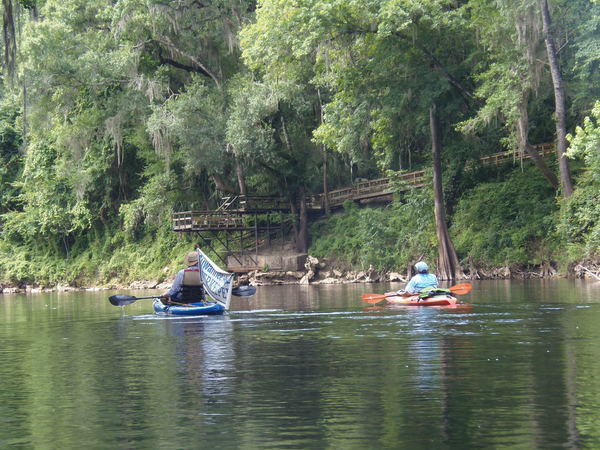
163,251 -> 205,304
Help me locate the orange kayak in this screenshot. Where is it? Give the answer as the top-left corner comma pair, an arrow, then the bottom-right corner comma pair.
383,292 -> 458,306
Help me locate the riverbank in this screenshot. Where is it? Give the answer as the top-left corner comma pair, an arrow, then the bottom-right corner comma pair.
2,256 -> 599,295
239,257 -> 600,285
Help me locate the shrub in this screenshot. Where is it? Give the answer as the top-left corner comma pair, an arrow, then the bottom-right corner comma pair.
310,185 -> 437,272
451,165 -> 558,267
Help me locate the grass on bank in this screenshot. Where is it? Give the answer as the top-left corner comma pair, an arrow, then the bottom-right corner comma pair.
0,224 -> 196,288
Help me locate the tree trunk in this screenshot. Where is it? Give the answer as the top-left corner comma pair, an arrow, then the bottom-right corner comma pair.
235,157 -> 247,195
212,173 -> 237,194
289,193 -> 308,253
279,113 -> 309,252
430,105 -> 463,281
317,89 -> 331,215
290,200 -> 299,243
524,143 -> 560,186
322,146 -> 330,215
296,188 -> 308,253
22,74 -> 28,148
539,0 -> 574,197
517,99 -> 559,189
3,0 -> 17,80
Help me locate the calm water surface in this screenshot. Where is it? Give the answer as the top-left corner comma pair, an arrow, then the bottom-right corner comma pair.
2,279 -> 600,449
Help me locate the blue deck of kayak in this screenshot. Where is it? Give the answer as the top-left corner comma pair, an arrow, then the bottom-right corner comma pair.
152,299 -> 225,316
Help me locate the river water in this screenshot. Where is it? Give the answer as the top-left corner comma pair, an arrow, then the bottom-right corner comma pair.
1,279 -> 600,449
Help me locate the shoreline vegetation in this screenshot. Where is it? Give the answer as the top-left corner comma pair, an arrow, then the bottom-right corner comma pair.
0,2 -> 598,294
2,257 -> 599,295
2,158 -> 599,295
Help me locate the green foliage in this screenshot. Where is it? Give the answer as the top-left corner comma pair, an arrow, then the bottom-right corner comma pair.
451,166 -> 559,267
119,172 -> 175,235
226,75 -> 279,165
226,73 -> 323,196
0,220 -> 206,287
242,0 -> 476,178
0,0 -> 599,287
310,202 -> 391,270
310,185 -> 437,271
567,101 -> 600,180
558,101 -> 600,257
557,186 -> 600,259
0,93 -> 22,214
1,137 -> 94,250
563,0 -> 600,112
147,77 -> 228,173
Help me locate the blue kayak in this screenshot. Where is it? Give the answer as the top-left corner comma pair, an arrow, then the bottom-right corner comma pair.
152,298 -> 225,316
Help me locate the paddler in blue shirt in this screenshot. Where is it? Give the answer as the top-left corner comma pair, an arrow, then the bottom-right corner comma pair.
163,251 -> 205,304
401,261 -> 438,294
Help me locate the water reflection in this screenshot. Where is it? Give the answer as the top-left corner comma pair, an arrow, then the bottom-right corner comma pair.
167,317 -> 235,409
1,280 -> 600,448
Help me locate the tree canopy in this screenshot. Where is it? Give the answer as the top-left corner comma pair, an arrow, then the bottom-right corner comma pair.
0,0 -> 598,286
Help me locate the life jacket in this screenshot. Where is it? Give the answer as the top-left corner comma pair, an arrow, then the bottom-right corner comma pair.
406,272 -> 438,294
181,268 -> 205,301
418,287 -> 452,299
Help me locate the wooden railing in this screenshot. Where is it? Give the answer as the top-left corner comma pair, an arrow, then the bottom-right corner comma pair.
216,195 -> 289,212
479,143 -> 554,166
174,143 -> 555,230
308,169 -> 427,209
172,211 -> 246,231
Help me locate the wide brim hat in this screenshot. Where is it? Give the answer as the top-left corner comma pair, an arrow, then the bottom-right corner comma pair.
184,251 -> 199,266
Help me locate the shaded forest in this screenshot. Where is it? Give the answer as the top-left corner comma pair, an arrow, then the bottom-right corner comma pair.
0,0 -> 598,287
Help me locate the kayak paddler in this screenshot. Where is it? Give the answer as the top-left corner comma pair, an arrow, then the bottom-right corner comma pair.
162,251 -> 205,304
398,261 -> 438,295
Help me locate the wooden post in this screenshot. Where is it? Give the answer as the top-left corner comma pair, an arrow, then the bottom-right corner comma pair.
254,213 -> 258,264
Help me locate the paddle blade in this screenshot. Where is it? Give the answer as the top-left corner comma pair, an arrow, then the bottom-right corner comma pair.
232,285 -> 257,297
108,295 -> 138,306
361,293 -> 387,304
449,283 -> 472,295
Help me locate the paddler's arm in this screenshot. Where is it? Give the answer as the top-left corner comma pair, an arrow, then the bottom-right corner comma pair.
163,270 -> 185,304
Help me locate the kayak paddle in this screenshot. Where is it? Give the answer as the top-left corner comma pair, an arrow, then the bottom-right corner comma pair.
109,294 -> 157,306
361,282 -> 473,304
447,283 -> 473,295
108,295 -> 194,307
361,292 -> 411,304
109,285 -> 256,307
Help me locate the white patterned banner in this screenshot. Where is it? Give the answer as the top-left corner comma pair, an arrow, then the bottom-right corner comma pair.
197,249 -> 234,310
